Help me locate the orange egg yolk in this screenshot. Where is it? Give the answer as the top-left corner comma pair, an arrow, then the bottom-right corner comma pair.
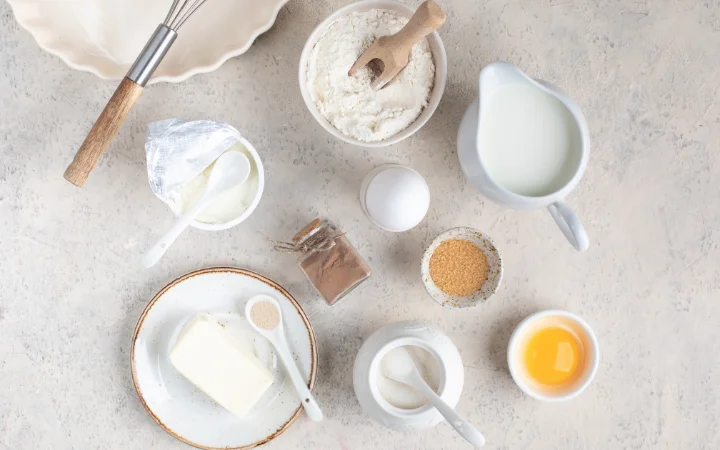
524,326 -> 584,386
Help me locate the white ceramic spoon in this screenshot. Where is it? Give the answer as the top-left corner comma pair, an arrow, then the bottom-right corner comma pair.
383,347 -> 485,447
244,294 -> 324,422
142,151 -> 251,268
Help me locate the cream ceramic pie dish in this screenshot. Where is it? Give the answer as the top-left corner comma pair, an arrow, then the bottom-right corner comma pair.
7,0 -> 289,83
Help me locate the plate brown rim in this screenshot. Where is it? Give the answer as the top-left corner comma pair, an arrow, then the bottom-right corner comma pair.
130,267 -> 318,450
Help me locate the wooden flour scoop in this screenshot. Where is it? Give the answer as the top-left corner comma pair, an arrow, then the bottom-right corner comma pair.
349,1 -> 446,89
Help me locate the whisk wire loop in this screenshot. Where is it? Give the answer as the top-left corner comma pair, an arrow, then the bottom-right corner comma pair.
165,0 -> 208,30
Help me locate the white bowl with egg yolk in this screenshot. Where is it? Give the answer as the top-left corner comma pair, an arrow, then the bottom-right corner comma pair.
508,310 -> 599,402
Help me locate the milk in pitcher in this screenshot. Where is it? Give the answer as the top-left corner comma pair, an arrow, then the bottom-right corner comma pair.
478,84 -> 582,197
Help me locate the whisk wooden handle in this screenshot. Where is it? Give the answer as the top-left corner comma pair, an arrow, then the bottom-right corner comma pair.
64,77 -> 144,187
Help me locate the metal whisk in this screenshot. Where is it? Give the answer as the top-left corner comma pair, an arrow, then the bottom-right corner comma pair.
64,0 -> 209,187
165,0 -> 208,30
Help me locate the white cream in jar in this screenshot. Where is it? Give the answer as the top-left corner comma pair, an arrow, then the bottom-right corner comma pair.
376,345 -> 441,409
171,143 -> 259,224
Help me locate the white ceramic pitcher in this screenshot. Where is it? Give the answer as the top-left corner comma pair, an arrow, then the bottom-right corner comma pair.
457,62 -> 590,251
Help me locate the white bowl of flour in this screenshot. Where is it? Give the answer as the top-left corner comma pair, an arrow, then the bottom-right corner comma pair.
299,0 -> 447,147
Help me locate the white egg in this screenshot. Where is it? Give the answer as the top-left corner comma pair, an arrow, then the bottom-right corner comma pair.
360,165 -> 430,232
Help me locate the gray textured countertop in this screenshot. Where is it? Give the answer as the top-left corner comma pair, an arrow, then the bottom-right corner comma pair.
2,0 -> 719,449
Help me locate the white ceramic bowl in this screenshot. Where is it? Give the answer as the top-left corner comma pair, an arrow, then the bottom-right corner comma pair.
7,0 -> 289,83
168,136 -> 265,231
507,310 -> 600,402
353,321 -> 463,431
298,0 -> 447,147
421,227 -> 503,309
131,267 -> 318,449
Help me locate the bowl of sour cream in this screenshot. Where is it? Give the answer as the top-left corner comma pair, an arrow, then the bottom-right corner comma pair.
299,0 -> 447,147
169,138 -> 265,231
353,321 -> 464,430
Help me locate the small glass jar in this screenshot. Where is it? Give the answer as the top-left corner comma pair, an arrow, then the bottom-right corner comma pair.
290,219 -> 371,305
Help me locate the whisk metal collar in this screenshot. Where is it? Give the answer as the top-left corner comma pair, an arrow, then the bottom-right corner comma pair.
126,24 -> 178,86
125,0 -> 206,85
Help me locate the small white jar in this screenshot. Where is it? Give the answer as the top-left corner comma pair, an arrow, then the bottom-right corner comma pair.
353,321 -> 464,431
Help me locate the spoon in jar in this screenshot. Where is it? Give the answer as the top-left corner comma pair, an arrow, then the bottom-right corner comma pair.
383,347 -> 485,447
245,295 -> 324,422
142,150 -> 251,268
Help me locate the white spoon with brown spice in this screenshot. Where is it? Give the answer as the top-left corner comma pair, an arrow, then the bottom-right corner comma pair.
245,295 -> 323,422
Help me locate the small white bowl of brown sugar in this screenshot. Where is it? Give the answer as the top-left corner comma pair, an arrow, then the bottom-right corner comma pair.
421,228 -> 503,309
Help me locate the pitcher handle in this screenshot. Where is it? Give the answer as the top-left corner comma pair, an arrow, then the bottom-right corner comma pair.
547,201 -> 589,251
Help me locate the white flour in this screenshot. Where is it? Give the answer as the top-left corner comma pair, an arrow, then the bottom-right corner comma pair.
306,9 -> 435,142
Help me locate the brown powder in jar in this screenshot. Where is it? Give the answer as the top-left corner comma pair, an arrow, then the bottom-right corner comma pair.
429,239 -> 488,296
292,219 -> 371,305
250,301 -> 280,330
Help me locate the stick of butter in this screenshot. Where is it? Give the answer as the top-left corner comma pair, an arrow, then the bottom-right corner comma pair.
170,312 -> 273,419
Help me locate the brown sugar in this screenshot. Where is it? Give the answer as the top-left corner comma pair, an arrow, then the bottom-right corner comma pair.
429,239 -> 488,296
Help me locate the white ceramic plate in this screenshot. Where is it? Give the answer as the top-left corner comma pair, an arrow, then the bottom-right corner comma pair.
421,227 -> 503,309
7,0 -> 288,83
131,267 -> 317,449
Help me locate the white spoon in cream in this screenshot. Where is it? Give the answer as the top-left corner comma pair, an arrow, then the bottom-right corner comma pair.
383,347 -> 485,447
142,151 -> 250,268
